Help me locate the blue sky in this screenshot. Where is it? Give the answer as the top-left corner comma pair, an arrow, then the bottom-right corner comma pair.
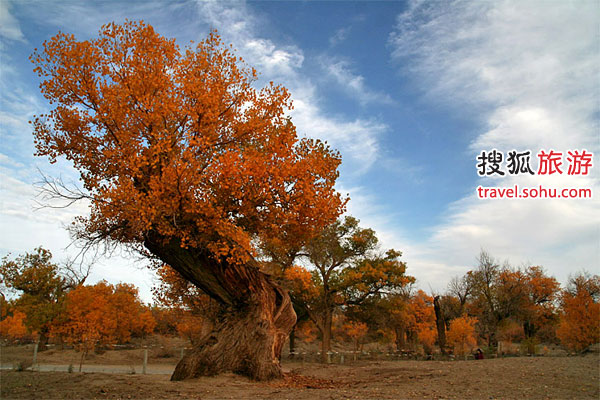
1,0 -> 598,302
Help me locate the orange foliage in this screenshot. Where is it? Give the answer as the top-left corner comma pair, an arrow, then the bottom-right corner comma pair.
150,306 -> 179,336
109,283 -> 156,342
447,316 -> 478,356
406,290 -> 436,346
556,291 -> 600,352
497,319 -> 525,342
52,282 -> 117,354
30,21 -> 344,267
176,314 -> 210,345
52,281 -> 155,350
296,320 -> 317,343
418,326 -> 437,355
341,320 -> 368,351
283,265 -> 319,303
0,311 -> 29,341
408,291 -> 437,354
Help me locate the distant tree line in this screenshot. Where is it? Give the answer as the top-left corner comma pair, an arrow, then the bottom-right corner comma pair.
2,240 -> 598,359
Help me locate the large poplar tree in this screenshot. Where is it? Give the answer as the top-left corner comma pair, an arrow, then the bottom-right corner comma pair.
30,21 -> 344,380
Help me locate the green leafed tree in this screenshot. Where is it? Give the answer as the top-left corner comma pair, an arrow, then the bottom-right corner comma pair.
289,216 -> 413,362
0,247 -> 88,349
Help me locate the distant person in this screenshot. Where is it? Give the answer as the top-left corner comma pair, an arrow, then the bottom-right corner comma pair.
475,348 -> 484,360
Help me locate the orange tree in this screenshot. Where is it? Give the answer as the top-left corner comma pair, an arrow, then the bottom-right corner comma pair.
109,283 -> 156,343
0,310 -> 29,342
494,266 -> 560,342
52,282 -> 116,371
31,21 -> 344,380
340,320 -> 368,352
407,290 -> 437,355
464,251 -> 560,347
447,315 -> 478,357
556,272 -> 600,352
282,264 -> 320,356
52,281 -> 155,370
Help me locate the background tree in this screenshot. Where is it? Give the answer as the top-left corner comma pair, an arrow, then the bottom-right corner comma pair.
296,216 -> 412,362
153,265 -> 220,344
465,250 -> 501,347
340,320 -> 368,352
51,281 -> 156,370
302,216 -> 375,362
52,282 -> 117,371
0,310 -> 29,342
0,247 -> 88,349
404,290 -> 436,352
109,283 -> 156,343
176,314 -> 210,345
556,272 -> 600,352
446,275 -> 472,319
31,21 -> 345,380
494,266 -> 559,351
433,295 -> 446,354
282,264 -> 319,356
447,315 -> 478,358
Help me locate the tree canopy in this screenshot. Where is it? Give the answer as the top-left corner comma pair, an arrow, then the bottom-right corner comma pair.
31,21 -> 344,298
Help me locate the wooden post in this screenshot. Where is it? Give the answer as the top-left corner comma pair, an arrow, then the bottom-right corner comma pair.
327,351 -> 331,364
180,348 -> 185,361
340,353 -> 344,364
143,348 -> 148,374
33,342 -> 39,370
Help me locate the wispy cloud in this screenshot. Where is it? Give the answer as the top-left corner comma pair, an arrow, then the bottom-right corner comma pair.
329,26 -> 350,47
289,84 -> 387,174
0,0 -> 26,42
320,56 -> 395,106
387,0 -> 600,288
195,0 -> 387,173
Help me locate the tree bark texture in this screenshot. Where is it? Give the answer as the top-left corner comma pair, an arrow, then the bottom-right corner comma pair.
395,326 -> 406,350
38,330 -> 49,352
320,307 -> 332,363
433,296 -> 447,355
289,325 -> 296,358
145,233 -> 296,381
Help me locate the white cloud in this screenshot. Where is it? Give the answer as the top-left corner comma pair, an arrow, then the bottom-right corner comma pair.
387,0 -> 600,289
290,84 -> 386,173
0,0 -> 25,42
244,38 -> 304,77
329,27 -> 349,46
195,0 -> 387,173
197,1 -> 304,79
320,56 -> 395,106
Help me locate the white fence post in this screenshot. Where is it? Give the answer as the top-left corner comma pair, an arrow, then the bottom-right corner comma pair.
32,341 -> 39,370
143,348 -> 148,374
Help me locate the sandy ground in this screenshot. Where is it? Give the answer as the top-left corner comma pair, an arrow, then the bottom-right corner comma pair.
1,354 -> 598,399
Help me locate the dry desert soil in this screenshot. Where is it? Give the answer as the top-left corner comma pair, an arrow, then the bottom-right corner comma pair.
1,354 -> 599,399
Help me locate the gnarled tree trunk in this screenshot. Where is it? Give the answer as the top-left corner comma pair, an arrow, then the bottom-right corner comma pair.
145,233 -> 296,381
433,296 -> 447,355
